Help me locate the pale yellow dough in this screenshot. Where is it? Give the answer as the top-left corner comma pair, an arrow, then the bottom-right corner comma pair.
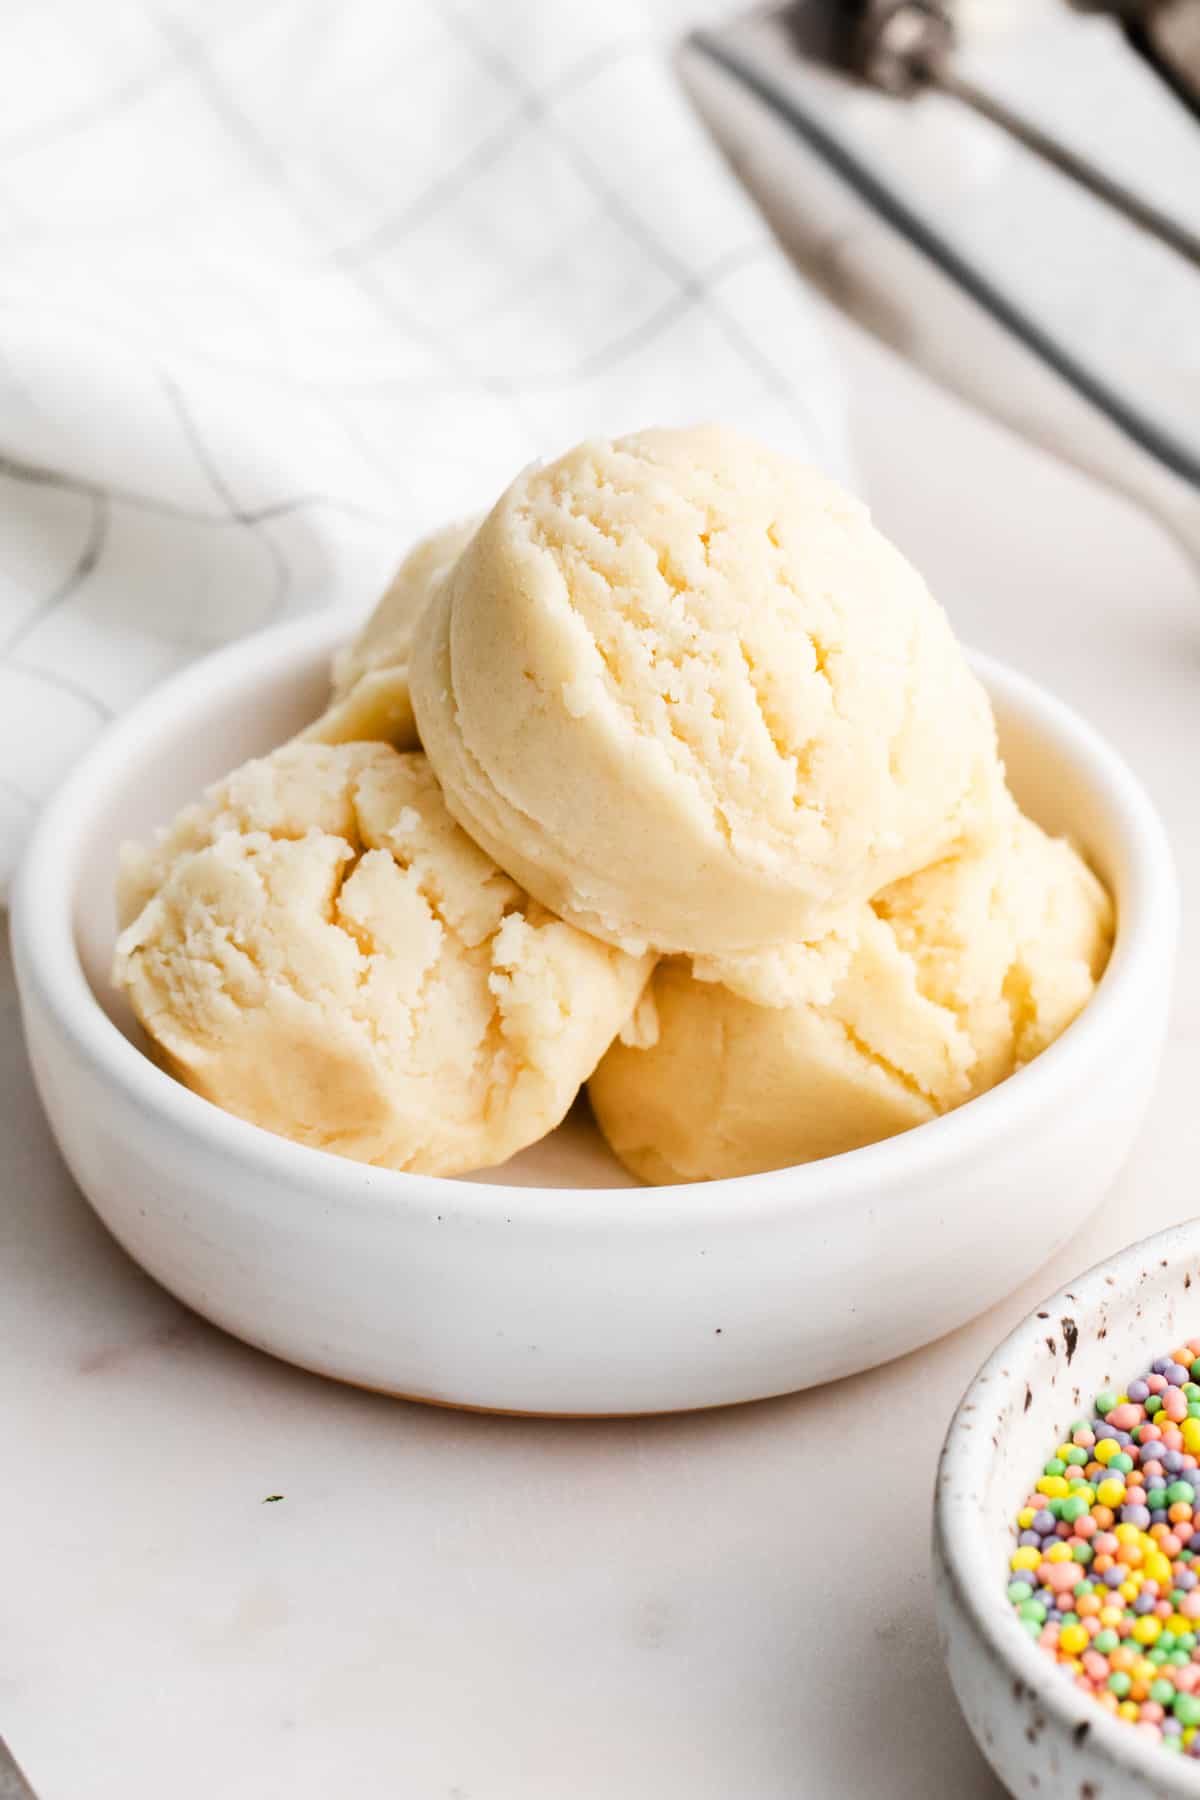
303,518 -> 478,748
410,425 -> 1002,956
588,799 -> 1113,1183
114,743 -> 652,1176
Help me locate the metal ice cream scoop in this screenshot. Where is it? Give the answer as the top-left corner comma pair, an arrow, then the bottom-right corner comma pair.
690,0 -> 1200,561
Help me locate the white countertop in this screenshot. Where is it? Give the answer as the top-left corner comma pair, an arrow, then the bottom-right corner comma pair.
3,314 -> 1198,1800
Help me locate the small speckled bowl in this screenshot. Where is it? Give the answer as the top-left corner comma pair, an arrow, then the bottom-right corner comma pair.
935,1220 -> 1200,1799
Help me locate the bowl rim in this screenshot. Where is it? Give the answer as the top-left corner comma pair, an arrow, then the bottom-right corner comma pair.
10,611 -> 1179,1224
935,1216 -> 1200,1793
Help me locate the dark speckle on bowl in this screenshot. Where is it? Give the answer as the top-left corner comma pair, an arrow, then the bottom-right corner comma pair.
1061,1316 -> 1079,1362
1045,1337 -> 1057,1357
1073,1720 -> 1090,1747
1024,1385 -> 1033,1413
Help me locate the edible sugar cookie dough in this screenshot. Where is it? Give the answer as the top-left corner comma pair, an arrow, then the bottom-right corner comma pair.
303,517 -> 479,750
588,796 -> 1113,1183
409,425 -> 1003,957
115,424 -> 1114,1181
114,742 -> 652,1176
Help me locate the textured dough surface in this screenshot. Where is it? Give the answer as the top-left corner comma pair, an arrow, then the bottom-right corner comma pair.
411,425 -> 1002,955
114,743 -> 652,1176
588,798 -> 1113,1183
116,740 -> 388,929
304,518 -> 478,748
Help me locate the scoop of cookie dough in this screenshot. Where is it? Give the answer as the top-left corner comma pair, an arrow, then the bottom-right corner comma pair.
304,517 -> 478,748
410,425 -> 1001,955
114,742 -> 652,1176
588,799 -> 1113,1183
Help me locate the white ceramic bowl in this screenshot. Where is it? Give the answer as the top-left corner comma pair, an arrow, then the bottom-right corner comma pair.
935,1220 -> 1200,1799
10,615 -> 1177,1415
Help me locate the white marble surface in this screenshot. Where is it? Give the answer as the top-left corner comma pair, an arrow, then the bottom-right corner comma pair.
2,312 -> 1199,1800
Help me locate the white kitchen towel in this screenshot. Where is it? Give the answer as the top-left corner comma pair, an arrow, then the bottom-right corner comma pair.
0,0 -> 849,891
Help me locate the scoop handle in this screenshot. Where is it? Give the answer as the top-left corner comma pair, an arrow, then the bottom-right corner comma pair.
687,27 -> 1200,569
0,1739 -> 39,1800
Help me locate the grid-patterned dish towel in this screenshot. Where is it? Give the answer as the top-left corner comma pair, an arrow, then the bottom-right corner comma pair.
0,0 -> 848,893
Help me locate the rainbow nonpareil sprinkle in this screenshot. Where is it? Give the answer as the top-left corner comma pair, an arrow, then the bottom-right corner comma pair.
1008,1341 -> 1200,1755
